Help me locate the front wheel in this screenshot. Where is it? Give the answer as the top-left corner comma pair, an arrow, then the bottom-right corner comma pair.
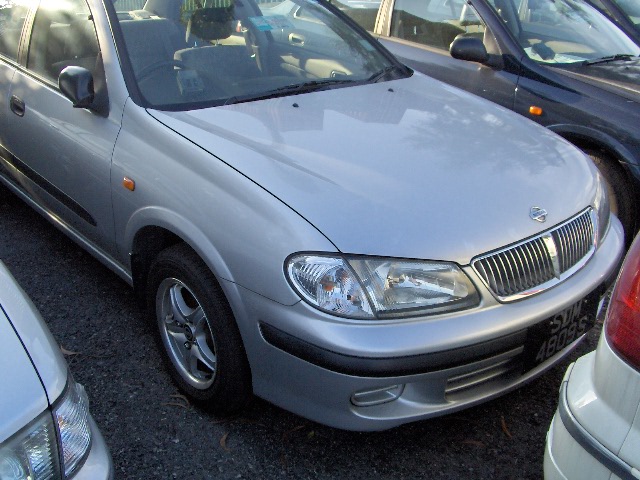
147,243 -> 252,414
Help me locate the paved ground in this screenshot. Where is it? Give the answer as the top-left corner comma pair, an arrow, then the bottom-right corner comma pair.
0,188 -> 600,479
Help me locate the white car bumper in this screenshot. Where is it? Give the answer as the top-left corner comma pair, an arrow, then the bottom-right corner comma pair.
544,350 -> 640,480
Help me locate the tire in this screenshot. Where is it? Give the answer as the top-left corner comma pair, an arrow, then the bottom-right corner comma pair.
587,150 -> 635,242
147,243 -> 252,414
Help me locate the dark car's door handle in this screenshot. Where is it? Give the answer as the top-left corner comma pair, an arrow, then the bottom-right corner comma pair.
10,95 -> 25,117
289,33 -> 305,46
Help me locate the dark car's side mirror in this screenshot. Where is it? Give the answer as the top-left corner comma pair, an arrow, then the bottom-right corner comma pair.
450,36 -> 489,64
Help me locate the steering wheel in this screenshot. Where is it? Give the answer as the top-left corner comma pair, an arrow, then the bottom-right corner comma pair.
136,59 -> 187,82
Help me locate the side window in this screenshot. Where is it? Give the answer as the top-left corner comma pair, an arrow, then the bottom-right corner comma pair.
27,0 -> 100,83
113,0 -> 146,10
0,1 -> 32,61
257,1 -> 349,57
390,0 -> 486,50
332,0 -> 380,31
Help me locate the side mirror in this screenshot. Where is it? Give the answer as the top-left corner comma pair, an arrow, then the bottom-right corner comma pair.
59,66 -> 95,109
450,35 -> 489,64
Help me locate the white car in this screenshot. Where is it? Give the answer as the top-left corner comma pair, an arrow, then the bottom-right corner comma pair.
544,235 -> 640,479
0,261 -> 113,480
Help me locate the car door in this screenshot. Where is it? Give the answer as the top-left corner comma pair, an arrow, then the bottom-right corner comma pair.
2,0 -> 120,257
371,0 -> 518,108
0,1 -> 33,158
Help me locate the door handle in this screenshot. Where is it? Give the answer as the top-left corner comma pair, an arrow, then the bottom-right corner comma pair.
289,33 -> 305,46
10,95 -> 25,117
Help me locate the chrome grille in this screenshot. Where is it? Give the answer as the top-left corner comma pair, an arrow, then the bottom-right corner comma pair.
472,209 -> 596,302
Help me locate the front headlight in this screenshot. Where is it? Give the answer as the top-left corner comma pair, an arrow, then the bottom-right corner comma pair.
594,172 -> 611,245
0,375 -> 92,480
0,412 -> 59,480
286,254 -> 480,319
54,377 -> 91,478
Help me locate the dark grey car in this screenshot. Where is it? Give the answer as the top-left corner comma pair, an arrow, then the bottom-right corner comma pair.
341,0 -> 640,241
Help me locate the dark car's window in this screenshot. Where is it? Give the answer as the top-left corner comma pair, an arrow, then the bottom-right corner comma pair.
612,0 -> 640,27
487,0 -> 640,63
390,0 -> 486,50
27,0 -> 101,83
110,0 -> 403,109
588,0 -> 607,9
331,0 -> 381,31
0,1 -> 34,61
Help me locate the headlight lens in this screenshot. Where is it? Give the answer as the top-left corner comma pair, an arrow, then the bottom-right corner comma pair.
54,377 -> 91,478
0,375 -> 92,480
287,254 -> 480,319
594,172 -> 611,245
0,413 -> 59,480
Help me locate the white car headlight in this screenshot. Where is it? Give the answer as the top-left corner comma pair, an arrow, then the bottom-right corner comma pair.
0,375 -> 91,480
286,254 -> 480,319
594,172 -> 611,245
54,376 -> 91,478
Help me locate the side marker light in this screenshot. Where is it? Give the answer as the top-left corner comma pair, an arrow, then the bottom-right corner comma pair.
529,106 -> 543,116
123,177 -> 135,191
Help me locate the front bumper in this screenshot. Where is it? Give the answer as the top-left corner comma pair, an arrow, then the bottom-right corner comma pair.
73,417 -> 113,480
230,217 -> 624,431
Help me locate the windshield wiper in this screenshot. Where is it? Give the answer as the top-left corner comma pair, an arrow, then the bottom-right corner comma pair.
367,65 -> 407,83
223,78 -> 355,106
583,54 -> 637,66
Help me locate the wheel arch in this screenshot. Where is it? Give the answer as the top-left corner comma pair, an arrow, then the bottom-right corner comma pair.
548,124 -> 639,173
549,124 -> 640,236
128,216 -> 259,393
130,225 -> 181,302
126,208 -> 235,304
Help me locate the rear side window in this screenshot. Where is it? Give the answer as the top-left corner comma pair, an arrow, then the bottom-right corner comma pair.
0,1 -> 32,61
27,0 -> 100,83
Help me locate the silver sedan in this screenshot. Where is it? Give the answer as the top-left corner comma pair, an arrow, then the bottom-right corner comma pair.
0,0 -> 624,430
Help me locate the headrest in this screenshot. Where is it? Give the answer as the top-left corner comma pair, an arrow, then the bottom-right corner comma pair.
143,0 -> 181,21
187,7 -> 234,42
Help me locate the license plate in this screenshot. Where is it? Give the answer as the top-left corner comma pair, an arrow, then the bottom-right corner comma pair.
522,290 -> 600,371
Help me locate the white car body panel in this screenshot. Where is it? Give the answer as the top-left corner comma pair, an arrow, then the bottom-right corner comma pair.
0,260 -> 113,478
586,334 -> 640,448
545,335 -> 640,479
619,407 -> 640,473
0,311 -> 47,444
0,261 -> 68,405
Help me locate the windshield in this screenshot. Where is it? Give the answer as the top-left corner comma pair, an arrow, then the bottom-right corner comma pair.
487,0 -> 640,64
109,0 -> 401,109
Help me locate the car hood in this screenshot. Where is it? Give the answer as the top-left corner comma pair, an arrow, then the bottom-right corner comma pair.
557,58 -> 640,101
149,73 -> 599,265
0,262 -> 67,443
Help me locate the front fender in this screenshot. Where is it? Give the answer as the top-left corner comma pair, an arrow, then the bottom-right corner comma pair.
112,100 -> 337,307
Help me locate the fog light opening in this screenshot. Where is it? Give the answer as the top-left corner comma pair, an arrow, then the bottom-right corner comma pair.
351,385 -> 404,407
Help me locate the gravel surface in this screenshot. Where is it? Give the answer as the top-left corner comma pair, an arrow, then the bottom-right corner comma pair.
0,187 -> 602,480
